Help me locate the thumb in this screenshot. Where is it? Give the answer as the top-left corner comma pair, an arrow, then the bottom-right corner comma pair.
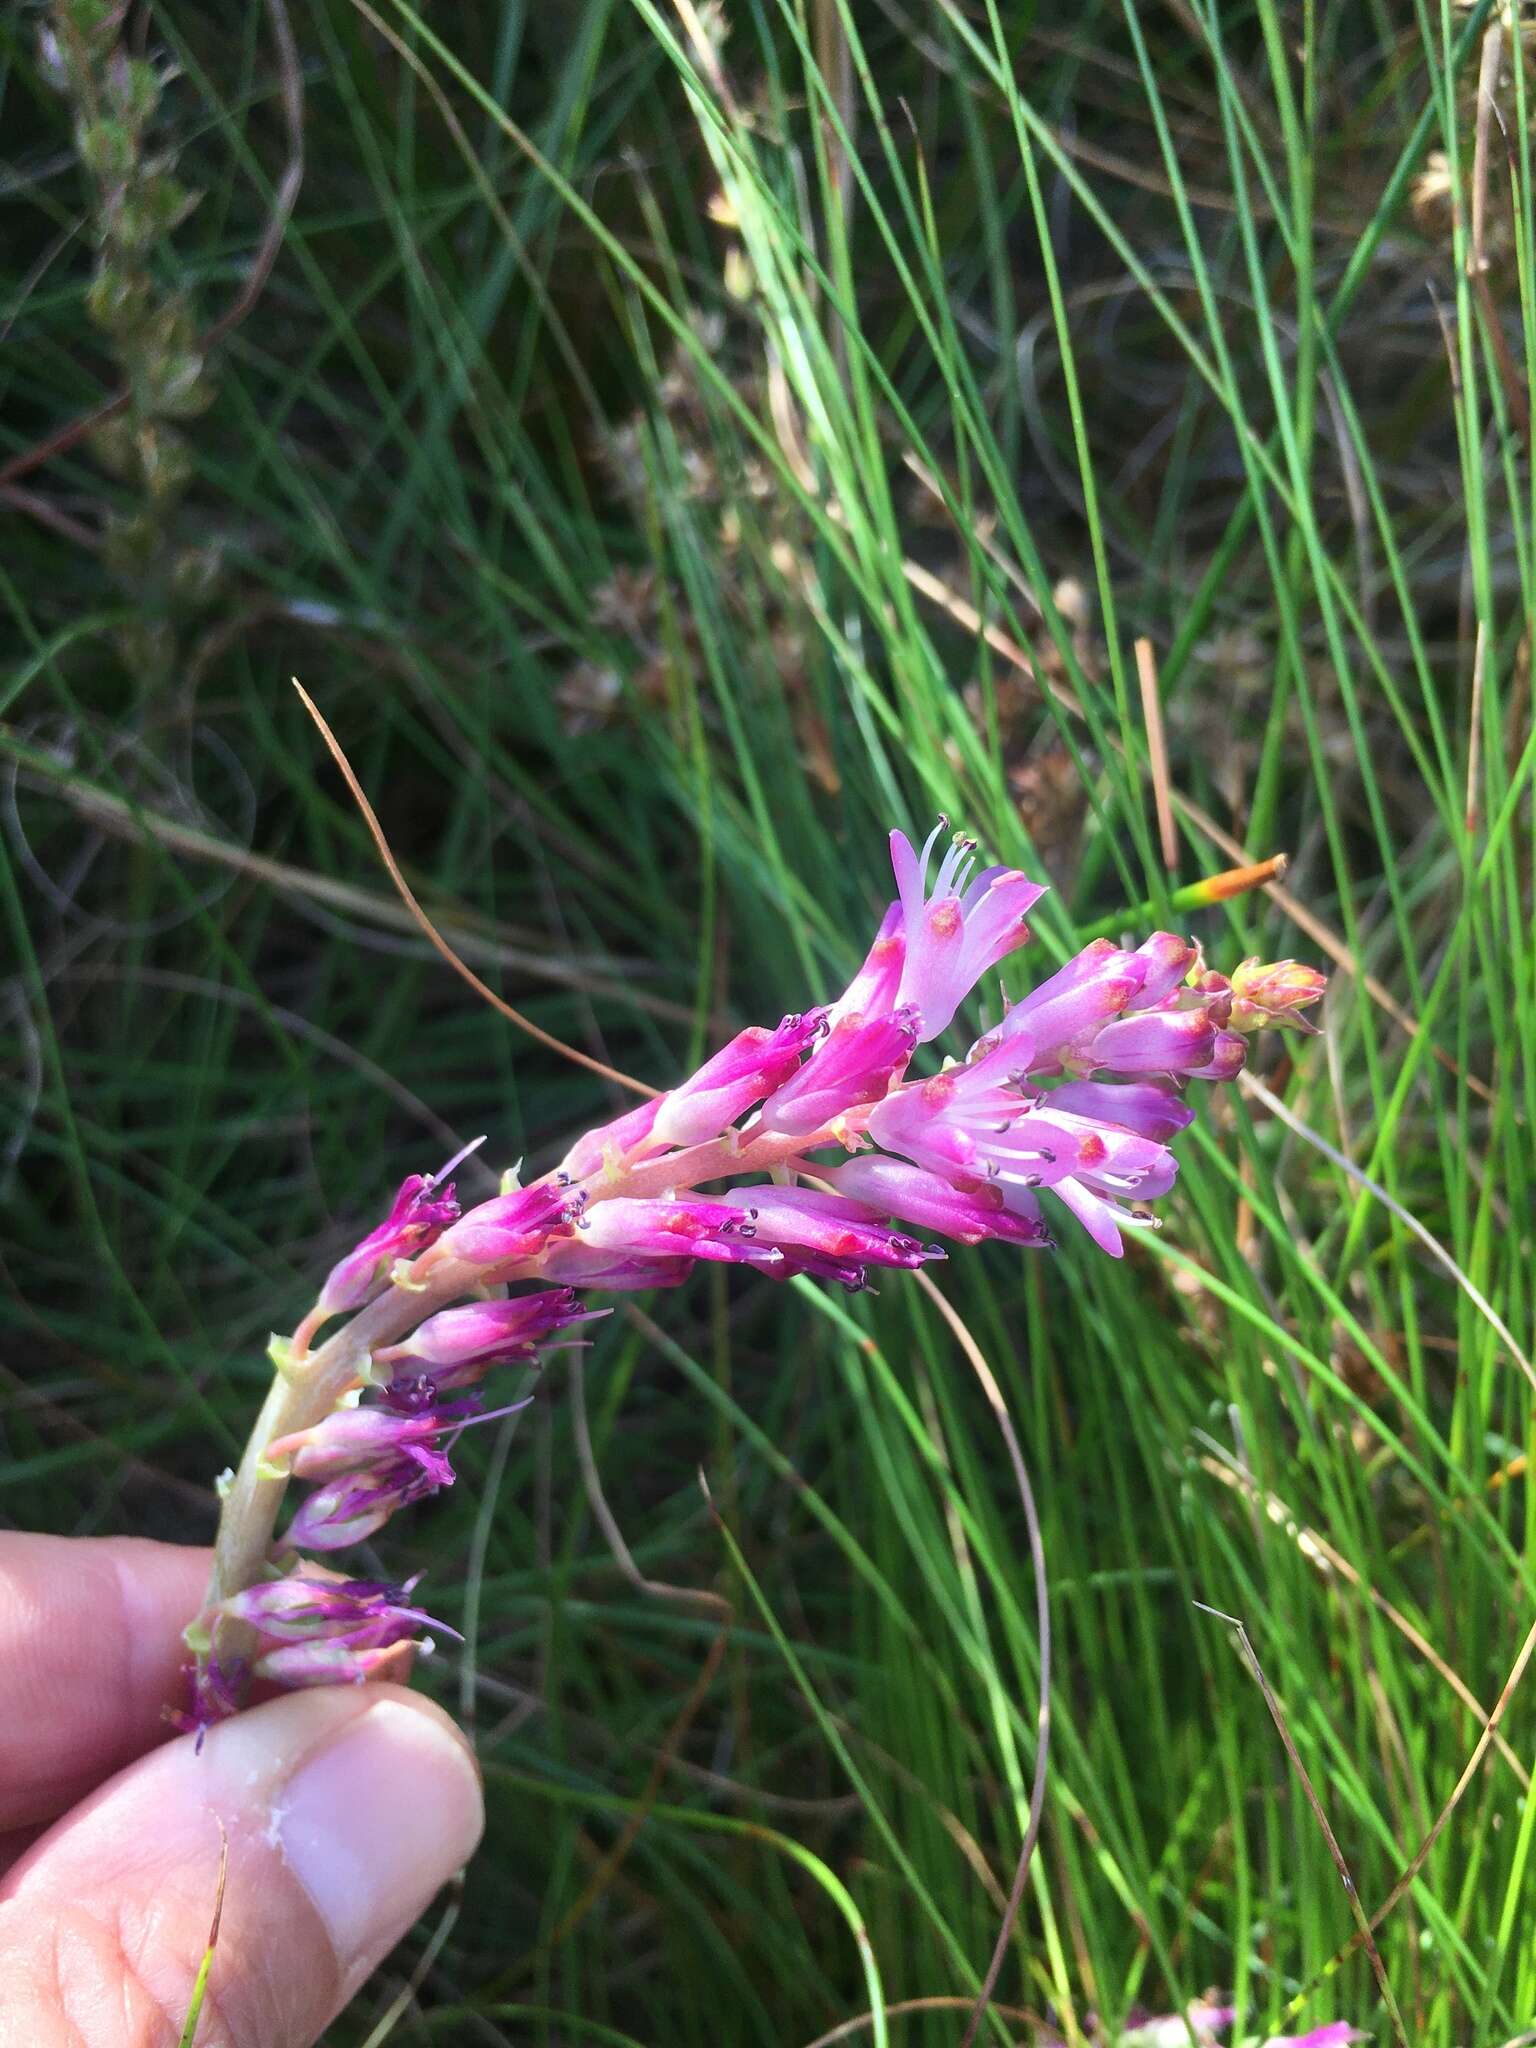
0,1683 -> 483,2048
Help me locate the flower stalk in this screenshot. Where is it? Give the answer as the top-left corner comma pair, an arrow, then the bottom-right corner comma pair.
183,822 -> 1324,1734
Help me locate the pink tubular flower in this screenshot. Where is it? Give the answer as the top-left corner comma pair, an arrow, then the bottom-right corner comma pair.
433,1178 -> 581,1268
557,1097 -> 665,1182
219,1574 -> 447,1647
758,1005 -> 919,1136
716,1184 -> 945,1270
891,821 -> 1046,1042
650,1011 -> 826,1148
378,1288 -> 602,1381
578,1196 -> 784,1268
317,1173 -> 462,1316
820,1155 -> 1050,1247
988,938 -> 1148,1066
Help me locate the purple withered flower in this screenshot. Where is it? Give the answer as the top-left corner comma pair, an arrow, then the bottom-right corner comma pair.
716,1184 -> 944,1271
758,1005 -> 919,1136
166,1644 -> 250,1747
263,1400 -> 479,1481
219,1574 -> 448,1648
377,1288 -> 603,1382
256,1638 -> 423,1688
889,821 -> 1046,1042
317,1172 -> 462,1317
650,1011 -> 826,1148
538,1240 -> 696,1291
432,1177 -> 580,1268
284,1453 -> 449,1551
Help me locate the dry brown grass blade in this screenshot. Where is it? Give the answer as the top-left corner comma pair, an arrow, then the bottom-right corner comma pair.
292,680 -> 657,1098
1196,1444 -> 1529,1791
1294,1611 -> 1536,2022
911,1269 -> 1050,2048
1135,635 -> 1178,869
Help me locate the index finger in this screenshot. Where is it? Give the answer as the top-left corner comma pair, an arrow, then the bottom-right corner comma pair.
0,1533 -> 211,1830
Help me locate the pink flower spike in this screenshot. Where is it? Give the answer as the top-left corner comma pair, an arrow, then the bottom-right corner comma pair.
821,1155 -> 1051,1247
579,1197 -> 786,1268
758,1006 -> 919,1135
717,1184 -> 945,1269
317,1172 -> 462,1316
434,1178 -> 580,1268
827,903 -> 906,1024
890,822 -> 1046,1043
651,1011 -> 827,1148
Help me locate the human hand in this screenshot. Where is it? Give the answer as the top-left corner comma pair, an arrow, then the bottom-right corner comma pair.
0,1533 -> 483,2047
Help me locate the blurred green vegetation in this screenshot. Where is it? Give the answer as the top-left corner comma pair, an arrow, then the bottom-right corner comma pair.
3,2 -> 1534,2043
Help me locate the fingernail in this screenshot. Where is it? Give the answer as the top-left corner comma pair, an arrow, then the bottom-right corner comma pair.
278,1696 -> 483,1984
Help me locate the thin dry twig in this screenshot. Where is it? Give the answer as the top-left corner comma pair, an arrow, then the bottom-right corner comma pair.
911,1270 -> 1050,2048
1195,1603 -> 1409,2048
292,680 -> 658,1097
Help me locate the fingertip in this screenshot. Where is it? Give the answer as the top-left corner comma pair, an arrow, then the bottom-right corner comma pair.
1,1680 -> 483,2046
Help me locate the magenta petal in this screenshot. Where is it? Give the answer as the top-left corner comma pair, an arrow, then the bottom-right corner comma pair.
317,1173 -> 462,1315
652,1013 -> 825,1147
828,902 -> 906,1024
890,822 -> 1046,1042
759,1007 -> 917,1135
435,1180 -> 578,1267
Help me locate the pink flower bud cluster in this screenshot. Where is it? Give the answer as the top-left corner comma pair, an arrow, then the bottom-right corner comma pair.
192,822 -> 1324,1726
